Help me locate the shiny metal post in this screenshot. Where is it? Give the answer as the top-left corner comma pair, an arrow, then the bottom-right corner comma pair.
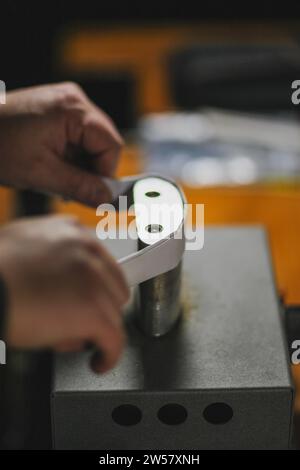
133,177 -> 185,337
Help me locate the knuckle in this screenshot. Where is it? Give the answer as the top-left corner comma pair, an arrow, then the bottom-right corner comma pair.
54,82 -> 84,109
113,137 -> 124,150
107,136 -> 123,153
63,246 -> 95,279
61,81 -> 83,97
72,254 -> 93,276
55,236 -> 80,253
78,236 -> 96,252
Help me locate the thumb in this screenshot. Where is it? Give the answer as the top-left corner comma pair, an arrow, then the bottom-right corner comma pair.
49,160 -> 112,207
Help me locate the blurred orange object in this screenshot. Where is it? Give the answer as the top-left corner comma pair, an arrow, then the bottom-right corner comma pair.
0,188 -> 15,223
59,22 -> 300,115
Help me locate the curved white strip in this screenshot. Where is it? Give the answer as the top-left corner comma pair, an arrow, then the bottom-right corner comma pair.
117,176 -> 186,286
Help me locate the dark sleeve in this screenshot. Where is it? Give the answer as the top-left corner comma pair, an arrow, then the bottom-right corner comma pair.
0,276 -> 8,341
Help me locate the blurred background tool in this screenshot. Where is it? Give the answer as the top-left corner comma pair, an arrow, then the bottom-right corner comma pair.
168,43 -> 300,111
139,110 -> 300,185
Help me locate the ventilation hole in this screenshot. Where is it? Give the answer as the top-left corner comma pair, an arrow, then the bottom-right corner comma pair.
157,403 -> 188,425
203,403 -> 233,424
146,224 -> 163,233
145,191 -> 160,198
112,404 -> 142,426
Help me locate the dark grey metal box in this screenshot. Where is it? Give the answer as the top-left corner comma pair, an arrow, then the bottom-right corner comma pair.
52,227 -> 293,449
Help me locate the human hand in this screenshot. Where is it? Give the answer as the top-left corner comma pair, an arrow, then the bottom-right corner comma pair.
0,82 -> 123,206
0,215 -> 129,373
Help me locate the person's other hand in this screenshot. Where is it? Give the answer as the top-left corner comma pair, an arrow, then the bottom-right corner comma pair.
0,82 -> 123,206
0,215 -> 130,373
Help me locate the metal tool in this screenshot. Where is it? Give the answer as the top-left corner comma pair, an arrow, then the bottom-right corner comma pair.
53,227 -> 293,450
103,175 -> 186,286
103,175 -> 186,336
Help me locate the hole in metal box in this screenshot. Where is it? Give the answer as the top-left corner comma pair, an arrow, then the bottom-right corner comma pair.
203,402 -> 233,424
112,404 -> 142,426
157,404 -> 188,425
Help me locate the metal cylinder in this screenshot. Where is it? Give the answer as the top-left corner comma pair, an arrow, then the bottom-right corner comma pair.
135,239 -> 182,337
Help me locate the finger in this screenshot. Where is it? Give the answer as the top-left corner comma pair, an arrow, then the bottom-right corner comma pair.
53,294 -> 124,363
47,158 -> 112,207
54,340 -> 85,353
69,231 -> 129,306
88,257 -> 129,310
81,109 -> 124,177
93,287 -> 123,329
85,240 -> 130,303
88,316 -> 126,373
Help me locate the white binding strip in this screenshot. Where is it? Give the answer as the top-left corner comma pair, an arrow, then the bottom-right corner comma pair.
118,223 -> 185,287
109,175 -> 186,287
101,175 -> 186,286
